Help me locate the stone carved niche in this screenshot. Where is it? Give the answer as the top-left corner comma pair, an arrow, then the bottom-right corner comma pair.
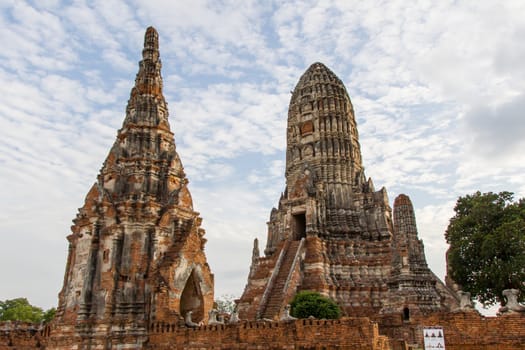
301,121 -> 314,136
289,166 -> 316,200
180,270 -> 204,323
302,144 -> 314,158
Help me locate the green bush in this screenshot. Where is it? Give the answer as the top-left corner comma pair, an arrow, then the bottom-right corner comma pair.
290,291 -> 341,319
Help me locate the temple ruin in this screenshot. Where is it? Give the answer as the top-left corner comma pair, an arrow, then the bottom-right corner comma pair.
2,27 -> 524,350
47,27 -> 214,349
237,62 -> 459,320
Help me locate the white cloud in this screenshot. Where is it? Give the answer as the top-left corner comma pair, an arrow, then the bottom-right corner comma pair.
172,83 -> 288,175
1,0 -> 524,315
415,201 -> 457,280
0,2 -> 76,72
463,94 -> 525,160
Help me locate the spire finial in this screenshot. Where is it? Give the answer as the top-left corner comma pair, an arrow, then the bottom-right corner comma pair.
143,26 -> 159,60
125,27 -> 166,120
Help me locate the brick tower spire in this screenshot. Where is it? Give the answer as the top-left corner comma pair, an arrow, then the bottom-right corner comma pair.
383,194 -> 458,315
237,63 -> 458,321
52,27 -> 214,349
264,62 -> 390,256
285,62 -> 362,182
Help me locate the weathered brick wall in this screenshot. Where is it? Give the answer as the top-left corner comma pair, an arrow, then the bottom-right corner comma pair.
380,311 -> 525,350
2,312 -> 524,349
147,317 -> 390,350
0,322 -> 50,350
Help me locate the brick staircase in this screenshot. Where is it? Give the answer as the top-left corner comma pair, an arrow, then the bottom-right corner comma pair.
260,240 -> 302,319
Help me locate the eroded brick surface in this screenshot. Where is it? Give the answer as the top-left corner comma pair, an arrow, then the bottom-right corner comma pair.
380,311 -> 525,350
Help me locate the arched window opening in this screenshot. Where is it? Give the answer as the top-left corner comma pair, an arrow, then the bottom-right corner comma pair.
180,270 -> 204,323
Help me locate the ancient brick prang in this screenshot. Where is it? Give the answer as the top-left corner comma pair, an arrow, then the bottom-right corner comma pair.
237,63 -> 459,321
384,194 -> 459,316
265,62 -> 382,252
50,27 -> 214,349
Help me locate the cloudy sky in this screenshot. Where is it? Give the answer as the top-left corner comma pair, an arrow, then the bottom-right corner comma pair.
1,1 -> 524,314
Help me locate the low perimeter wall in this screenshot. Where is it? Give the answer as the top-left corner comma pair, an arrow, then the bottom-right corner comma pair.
380,310 -> 525,350
1,311 -> 524,349
1,318 -> 389,350
0,321 -> 51,349
147,317 -> 390,350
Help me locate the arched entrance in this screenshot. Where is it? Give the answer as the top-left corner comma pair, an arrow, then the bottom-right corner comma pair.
180,270 -> 204,322
292,212 -> 306,240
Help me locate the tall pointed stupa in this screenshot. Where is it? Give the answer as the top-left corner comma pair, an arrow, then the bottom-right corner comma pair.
237,62 -> 458,320
50,27 -> 214,349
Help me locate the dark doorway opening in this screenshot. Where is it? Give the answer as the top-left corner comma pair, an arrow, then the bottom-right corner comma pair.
403,307 -> 410,321
292,213 -> 306,240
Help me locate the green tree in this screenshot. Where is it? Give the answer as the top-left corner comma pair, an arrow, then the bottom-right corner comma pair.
0,298 -> 44,323
214,294 -> 237,314
42,307 -> 56,323
0,298 -> 56,323
445,191 -> 525,307
290,291 -> 341,319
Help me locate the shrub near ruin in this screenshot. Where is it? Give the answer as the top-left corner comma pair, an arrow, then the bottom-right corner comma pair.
290,291 -> 341,319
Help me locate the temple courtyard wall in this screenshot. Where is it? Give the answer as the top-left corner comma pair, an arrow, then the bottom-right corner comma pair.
380,311 -> 525,349
1,311 -> 524,349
